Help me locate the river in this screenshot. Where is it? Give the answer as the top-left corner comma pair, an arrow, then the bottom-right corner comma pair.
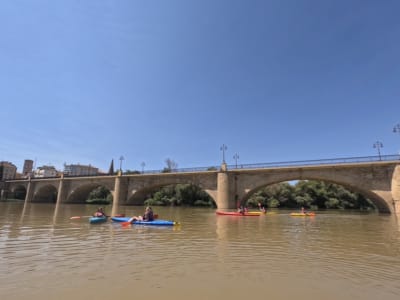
0,201 -> 399,300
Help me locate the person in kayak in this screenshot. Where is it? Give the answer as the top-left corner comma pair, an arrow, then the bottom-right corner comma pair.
93,207 -> 106,217
258,202 -> 266,213
237,206 -> 245,215
129,206 -> 154,222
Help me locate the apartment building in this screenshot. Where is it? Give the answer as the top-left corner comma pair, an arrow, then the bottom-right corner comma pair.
63,164 -> 99,176
0,161 -> 17,180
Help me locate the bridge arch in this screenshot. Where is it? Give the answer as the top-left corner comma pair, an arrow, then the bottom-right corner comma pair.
237,170 -> 392,213
126,181 -> 216,206
66,183 -> 112,204
32,184 -> 58,203
10,184 -> 27,200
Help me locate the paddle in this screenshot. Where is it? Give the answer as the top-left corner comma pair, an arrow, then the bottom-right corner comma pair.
70,213 -> 125,220
121,217 -> 135,227
70,216 -> 92,219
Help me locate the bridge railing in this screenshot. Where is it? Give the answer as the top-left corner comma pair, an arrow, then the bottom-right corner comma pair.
225,154 -> 400,170
145,154 -> 400,173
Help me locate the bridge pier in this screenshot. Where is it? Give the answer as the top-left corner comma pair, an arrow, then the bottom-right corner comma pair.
56,174 -> 64,205
24,178 -> 33,203
111,174 -> 128,215
217,172 -> 229,209
394,200 -> 400,214
111,174 -> 122,216
217,163 -> 236,209
392,165 -> 400,214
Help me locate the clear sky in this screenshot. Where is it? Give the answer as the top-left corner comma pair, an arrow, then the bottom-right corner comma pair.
1,0 -> 399,173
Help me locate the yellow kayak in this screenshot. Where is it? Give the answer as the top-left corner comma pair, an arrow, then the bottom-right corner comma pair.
290,212 -> 316,217
246,211 -> 266,215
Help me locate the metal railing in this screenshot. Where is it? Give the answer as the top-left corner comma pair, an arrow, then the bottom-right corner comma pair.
225,154 -> 400,170
144,154 -> 400,173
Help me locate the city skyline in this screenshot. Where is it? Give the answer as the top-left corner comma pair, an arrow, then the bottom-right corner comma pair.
1,1 -> 400,173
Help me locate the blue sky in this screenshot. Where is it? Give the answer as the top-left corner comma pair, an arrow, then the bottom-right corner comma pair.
1,0 -> 400,173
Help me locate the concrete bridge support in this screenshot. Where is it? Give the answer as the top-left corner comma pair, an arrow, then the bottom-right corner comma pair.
111,174 -> 129,216
25,178 -> 33,203
217,171 -> 230,209
392,165 -> 400,214
216,163 -> 238,209
112,175 -> 122,216
56,175 -> 64,205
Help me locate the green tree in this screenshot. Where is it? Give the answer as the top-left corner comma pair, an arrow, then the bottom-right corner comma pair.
144,184 -> 215,207
247,180 -> 375,210
88,186 -> 110,200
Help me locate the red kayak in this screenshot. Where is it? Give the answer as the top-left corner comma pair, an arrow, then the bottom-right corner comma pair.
216,211 -> 262,216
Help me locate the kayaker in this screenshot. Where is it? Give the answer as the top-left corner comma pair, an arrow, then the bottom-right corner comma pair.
237,206 -> 245,215
129,206 -> 154,222
301,206 -> 306,214
143,206 -> 154,221
94,207 -> 106,217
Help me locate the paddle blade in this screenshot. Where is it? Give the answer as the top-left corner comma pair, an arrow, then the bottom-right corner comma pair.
70,215 -> 92,219
121,221 -> 131,227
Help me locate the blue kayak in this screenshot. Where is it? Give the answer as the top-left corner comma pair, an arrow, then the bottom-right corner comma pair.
111,217 -> 179,226
89,216 -> 108,224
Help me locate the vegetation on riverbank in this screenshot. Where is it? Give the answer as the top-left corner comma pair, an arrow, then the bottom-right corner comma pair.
83,180 -> 374,210
246,180 -> 374,210
144,183 -> 215,207
85,186 -> 112,205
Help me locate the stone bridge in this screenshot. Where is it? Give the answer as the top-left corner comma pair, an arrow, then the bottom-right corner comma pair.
2,159 -> 400,214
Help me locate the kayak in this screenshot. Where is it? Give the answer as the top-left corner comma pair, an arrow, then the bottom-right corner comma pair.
89,216 -> 108,224
111,217 -> 179,226
290,212 -> 316,217
216,211 -> 263,216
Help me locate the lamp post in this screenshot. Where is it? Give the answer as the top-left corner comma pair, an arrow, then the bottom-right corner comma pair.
220,144 -> 227,163
141,162 -> 145,174
119,155 -> 124,173
393,123 -> 400,135
373,141 -> 383,160
394,123 -> 400,155
233,153 -> 239,168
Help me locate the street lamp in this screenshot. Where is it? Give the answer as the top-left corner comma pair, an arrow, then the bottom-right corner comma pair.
393,123 -> 400,135
119,155 -> 124,172
393,123 -> 400,155
220,144 -> 227,163
141,162 -> 145,174
373,141 -> 383,160
233,153 -> 239,168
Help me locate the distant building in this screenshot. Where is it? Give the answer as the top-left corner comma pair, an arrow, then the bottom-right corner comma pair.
34,165 -> 58,178
0,161 -> 17,180
23,159 -> 34,177
63,164 -> 99,176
